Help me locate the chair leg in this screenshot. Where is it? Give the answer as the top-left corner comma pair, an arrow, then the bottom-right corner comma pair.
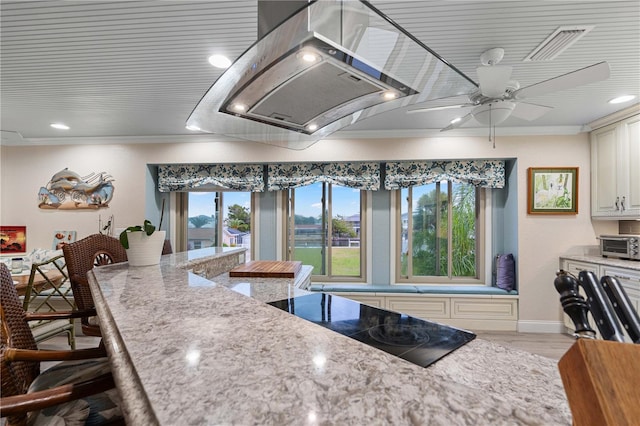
67,326 -> 76,350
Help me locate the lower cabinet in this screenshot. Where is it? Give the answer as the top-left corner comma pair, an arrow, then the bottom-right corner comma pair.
559,257 -> 640,338
329,292 -> 518,331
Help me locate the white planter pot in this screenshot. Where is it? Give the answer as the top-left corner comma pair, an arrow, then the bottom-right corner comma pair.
125,230 -> 166,266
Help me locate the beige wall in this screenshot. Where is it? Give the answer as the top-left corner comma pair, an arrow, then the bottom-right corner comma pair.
0,133 -> 618,329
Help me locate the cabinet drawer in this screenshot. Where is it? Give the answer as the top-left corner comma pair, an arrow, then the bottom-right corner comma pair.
600,266 -> 640,312
562,260 -> 600,277
386,296 -> 450,319
451,298 -> 517,320
600,266 -> 640,286
333,293 -> 384,308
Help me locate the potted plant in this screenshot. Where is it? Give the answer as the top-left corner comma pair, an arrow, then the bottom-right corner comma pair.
119,219 -> 166,266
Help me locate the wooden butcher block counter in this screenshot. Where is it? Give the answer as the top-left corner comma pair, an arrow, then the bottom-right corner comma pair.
229,260 -> 302,278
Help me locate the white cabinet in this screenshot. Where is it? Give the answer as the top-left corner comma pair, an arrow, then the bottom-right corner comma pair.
591,114 -> 640,218
560,257 -> 639,340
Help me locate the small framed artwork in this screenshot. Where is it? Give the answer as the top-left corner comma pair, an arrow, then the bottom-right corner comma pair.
0,226 -> 27,253
527,167 -> 579,214
52,230 -> 77,250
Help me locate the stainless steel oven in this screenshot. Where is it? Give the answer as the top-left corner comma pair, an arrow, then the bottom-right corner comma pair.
599,235 -> 640,260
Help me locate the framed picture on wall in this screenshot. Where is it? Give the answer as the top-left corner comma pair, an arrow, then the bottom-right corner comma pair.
52,230 -> 77,250
527,167 -> 579,214
0,226 -> 27,253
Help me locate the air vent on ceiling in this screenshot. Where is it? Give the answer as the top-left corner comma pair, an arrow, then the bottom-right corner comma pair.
524,25 -> 594,61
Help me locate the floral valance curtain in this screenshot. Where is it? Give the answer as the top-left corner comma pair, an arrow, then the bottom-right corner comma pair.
385,160 -> 505,189
268,162 -> 380,191
157,164 -> 264,192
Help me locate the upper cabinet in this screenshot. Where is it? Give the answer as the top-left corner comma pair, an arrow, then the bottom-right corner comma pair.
591,113 -> 640,218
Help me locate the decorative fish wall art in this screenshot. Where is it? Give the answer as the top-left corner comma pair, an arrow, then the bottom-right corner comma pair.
39,168 -> 115,210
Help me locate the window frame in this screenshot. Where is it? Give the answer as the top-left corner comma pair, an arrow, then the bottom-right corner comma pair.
176,191 -> 255,260
395,183 -> 485,285
284,183 -> 367,282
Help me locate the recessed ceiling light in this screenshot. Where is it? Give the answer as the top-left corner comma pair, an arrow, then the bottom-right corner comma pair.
609,95 -> 636,104
208,54 -> 231,69
232,104 -> 246,112
50,123 -> 69,130
307,124 -> 318,132
185,124 -> 201,131
301,52 -> 318,62
450,117 -> 462,124
383,91 -> 398,100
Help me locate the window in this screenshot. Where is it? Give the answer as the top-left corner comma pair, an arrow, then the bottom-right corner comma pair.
181,191 -> 253,259
286,183 -> 365,280
398,181 -> 484,283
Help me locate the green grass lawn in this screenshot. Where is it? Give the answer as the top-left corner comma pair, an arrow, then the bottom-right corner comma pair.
294,247 -> 360,276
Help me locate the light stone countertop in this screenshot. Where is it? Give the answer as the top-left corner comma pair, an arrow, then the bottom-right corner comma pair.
560,254 -> 640,271
88,249 -> 572,425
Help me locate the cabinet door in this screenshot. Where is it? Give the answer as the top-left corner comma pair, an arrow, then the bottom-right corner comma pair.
621,116 -> 640,216
591,125 -> 621,216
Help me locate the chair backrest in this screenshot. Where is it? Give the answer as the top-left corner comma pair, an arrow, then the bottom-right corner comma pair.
62,234 -> 127,335
1,263 -> 40,400
162,239 -> 173,255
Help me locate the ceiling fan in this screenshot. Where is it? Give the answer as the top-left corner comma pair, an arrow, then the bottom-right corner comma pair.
408,48 -> 610,132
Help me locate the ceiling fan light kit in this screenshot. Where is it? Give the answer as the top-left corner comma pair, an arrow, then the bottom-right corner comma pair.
472,102 -> 516,126
409,44 -> 610,133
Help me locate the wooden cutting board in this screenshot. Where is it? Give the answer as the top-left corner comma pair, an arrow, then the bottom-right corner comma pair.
229,260 -> 302,278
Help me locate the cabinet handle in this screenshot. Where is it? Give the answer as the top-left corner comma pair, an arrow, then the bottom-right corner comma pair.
615,196 -> 620,211
621,196 -> 626,211
612,274 -> 632,281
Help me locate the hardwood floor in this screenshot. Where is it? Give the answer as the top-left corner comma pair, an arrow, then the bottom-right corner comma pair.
474,330 -> 576,360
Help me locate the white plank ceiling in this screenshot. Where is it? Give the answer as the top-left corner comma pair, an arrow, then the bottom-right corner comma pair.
1,0 -> 639,145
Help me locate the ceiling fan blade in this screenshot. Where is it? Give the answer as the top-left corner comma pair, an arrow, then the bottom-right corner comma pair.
407,104 -> 473,114
440,114 -> 472,132
476,65 -> 512,98
513,61 -> 610,100
511,102 -> 553,121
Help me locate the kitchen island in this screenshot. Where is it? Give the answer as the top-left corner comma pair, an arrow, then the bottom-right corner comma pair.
88,248 -> 572,425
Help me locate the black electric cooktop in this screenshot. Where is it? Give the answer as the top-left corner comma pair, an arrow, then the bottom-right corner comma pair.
268,293 -> 476,368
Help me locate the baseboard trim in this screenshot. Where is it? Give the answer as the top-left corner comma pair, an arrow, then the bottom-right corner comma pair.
518,320 -> 566,333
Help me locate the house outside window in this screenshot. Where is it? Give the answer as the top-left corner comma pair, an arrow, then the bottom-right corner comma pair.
183,191 -> 253,259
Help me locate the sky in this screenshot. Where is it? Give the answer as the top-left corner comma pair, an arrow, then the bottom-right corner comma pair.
189,192 -> 250,220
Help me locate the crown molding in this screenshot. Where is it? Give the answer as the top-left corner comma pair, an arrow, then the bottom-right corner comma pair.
2,125 -> 587,147
587,103 -> 640,130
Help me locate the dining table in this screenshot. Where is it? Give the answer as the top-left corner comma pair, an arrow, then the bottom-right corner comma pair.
11,268 -> 66,297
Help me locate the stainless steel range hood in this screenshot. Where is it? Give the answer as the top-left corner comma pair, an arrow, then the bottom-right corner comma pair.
187,0 -> 477,150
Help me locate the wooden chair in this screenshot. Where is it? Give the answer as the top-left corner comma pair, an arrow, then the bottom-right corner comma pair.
162,239 -> 173,255
62,234 -> 127,337
0,263 -> 124,426
22,254 -> 76,349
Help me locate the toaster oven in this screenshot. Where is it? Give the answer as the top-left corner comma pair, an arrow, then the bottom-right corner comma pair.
599,235 -> 640,260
